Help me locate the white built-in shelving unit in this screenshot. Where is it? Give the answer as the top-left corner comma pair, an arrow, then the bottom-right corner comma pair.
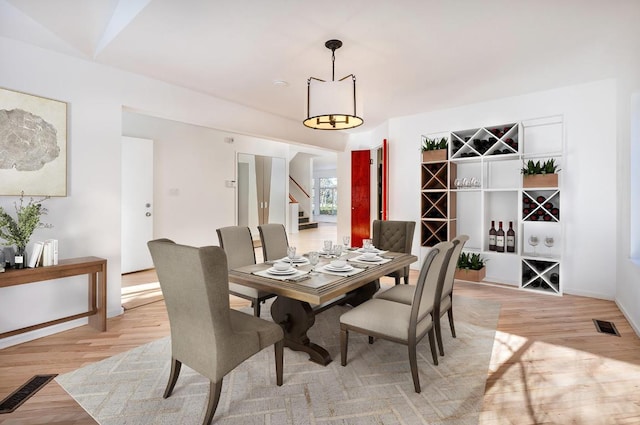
420,115 -> 564,295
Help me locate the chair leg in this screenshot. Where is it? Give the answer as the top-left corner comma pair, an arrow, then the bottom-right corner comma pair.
368,336 -> 374,344
275,340 -> 283,386
163,357 -> 182,398
427,328 -> 439,366
435,315 -> 445,356
202,379 -> 223,425
448,306 -> 456,338
403,274 -> 409,285
408,342 -> 421,393
253,299 -> 261,317
394,276 -> 401,285
340,328 -> 349,366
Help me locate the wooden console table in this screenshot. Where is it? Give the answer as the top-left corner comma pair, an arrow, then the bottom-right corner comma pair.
0,256 -> 107,339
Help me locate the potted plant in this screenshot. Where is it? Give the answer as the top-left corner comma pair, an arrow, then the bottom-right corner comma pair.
421,137 -> 448,162
0,193 -> 51,268
454,252 -> 487,282
521,158 -> 560,188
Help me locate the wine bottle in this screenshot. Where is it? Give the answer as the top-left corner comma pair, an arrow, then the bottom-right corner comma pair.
544,202 -> 553,210
507,221 -> 516,253
489,221 -> 497,251
543,214 -> 553,221
496,221 -> 505,253
550,273 -> 560,284
536,196 -> 546,204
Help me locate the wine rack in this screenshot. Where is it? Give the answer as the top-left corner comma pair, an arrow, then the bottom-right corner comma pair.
450,123 -> 519,159
521,258 -> 560,294
523,190 -> 560,222
421,162 -> 449,190
420,116 -> 563,294
420,155 -> 456,247
421,220 -> 456,247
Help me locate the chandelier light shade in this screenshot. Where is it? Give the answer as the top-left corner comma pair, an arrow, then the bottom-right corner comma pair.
304,39 -> 363,130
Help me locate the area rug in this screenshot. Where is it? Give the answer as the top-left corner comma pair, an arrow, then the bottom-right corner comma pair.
56,295 -> 500,425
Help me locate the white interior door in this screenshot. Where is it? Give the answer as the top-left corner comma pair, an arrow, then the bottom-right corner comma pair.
121,137 -> 154,273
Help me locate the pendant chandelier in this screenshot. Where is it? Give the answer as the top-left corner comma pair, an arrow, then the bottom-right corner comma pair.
303,39 -> 363,130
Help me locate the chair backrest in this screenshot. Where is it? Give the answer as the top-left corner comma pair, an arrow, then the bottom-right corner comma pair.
440,235 -> 469,299
147,238 -> 234,380
410,241 -> 455,326
216,226 -> 256,270
258,223 -> 289,261
371,220 -> 416,253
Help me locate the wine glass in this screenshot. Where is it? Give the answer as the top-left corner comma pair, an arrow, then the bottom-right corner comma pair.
287,246 -> 297,267
528,235 -> 539,256
308,251 -> 319,274
343,235 -> 351,249
544,237 -> 554,248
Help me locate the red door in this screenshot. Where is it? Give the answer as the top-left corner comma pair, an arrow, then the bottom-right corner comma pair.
351,150 -> 371,248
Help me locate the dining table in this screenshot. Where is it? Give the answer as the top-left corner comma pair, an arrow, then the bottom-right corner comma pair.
228,250 -> 418,365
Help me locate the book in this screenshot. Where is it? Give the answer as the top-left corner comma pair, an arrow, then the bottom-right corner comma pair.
28,241 -> 44,268
42,239 -> 58,266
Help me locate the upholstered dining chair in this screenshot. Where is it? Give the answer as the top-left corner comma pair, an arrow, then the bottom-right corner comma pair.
371,220 -> 416,285
257,223 -> 289,261
339,241 -> 454,393
374,235 -> 469,356
216,226 -> 276,317
147,239 -> 284,425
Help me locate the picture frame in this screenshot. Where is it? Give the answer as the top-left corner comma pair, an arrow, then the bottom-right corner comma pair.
0,87 -> 67,196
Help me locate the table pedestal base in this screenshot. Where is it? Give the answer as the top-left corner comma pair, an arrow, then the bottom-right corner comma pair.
270,280 -> 379,366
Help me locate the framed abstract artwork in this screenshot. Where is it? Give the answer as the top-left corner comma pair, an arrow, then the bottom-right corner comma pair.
0,87 -> 67,196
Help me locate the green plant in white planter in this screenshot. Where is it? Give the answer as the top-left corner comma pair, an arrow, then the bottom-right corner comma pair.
0,193 -> 51,268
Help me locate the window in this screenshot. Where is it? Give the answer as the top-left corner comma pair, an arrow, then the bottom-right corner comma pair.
319,177 -> 338,216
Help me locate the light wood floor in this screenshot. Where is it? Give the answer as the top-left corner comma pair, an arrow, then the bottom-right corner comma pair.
1,224 -> 639,424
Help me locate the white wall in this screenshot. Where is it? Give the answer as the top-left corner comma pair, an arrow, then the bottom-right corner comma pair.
122,112 -> 291,246
340,80 -> 619,301
0,36 -> 320,348
615,73 -> 640,335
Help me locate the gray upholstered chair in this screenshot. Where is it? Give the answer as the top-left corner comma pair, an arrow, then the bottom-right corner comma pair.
371,220 -> 416,285
257,223 -> 289,261
216,226 -> 276,317
374,235 -> 469,356
339,241 -> 454,393
147,238 -> 284,425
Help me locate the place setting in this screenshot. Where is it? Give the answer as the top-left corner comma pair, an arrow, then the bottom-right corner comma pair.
253,246 -> 311,282
318,259 -> 364,277
348,251 -> 392,267
354,238 -> 388,255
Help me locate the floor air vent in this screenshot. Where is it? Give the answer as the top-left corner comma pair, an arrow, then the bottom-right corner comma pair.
593,319 -> 621,337
0,374 -> 57,414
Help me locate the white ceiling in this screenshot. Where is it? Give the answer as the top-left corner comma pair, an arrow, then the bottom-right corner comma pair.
2,0 -> 639,134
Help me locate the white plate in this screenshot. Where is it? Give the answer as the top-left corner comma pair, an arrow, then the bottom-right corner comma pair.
324,264 -> 354,272
280,256 -> 307,263
267,267 -> 297,275
356,255 -> 383,262
357,247 -> 381,254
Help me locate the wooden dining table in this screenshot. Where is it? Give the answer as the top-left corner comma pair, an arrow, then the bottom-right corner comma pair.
229,250 -> 418,365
